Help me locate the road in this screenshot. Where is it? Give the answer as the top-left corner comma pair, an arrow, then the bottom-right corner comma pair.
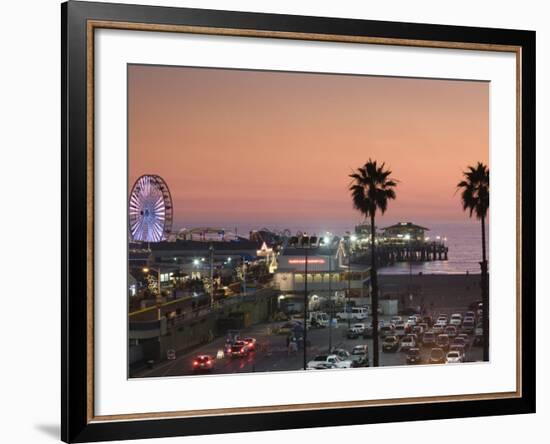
134,312 -> 483,378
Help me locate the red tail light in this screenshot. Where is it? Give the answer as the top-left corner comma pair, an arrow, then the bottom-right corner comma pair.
193,361 -> 198,366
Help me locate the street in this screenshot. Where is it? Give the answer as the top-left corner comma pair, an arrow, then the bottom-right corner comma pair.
134,312 -> 483,378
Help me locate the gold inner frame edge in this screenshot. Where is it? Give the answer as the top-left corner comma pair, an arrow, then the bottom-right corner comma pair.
85,19 -> 523,423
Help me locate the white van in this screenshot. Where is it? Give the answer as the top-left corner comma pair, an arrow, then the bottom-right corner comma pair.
336,307 -> 369,321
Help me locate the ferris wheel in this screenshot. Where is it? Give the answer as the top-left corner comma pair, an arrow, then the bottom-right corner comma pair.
129,174 -> 173,242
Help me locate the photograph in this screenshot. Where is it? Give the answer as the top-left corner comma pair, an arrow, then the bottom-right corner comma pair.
127,64 -> 490,378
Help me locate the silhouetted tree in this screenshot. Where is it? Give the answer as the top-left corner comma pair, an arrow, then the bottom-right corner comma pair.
457,162 -> 489,361
349,160 -> 397,367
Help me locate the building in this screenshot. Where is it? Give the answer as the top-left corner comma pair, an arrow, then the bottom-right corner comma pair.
381,222 -> 429,242
273,238 -> 371,311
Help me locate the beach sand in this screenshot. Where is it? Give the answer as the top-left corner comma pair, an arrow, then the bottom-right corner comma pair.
378,273 -> 484,310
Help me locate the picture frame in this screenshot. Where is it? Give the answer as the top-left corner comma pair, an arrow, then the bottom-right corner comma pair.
61,1 -> 536,442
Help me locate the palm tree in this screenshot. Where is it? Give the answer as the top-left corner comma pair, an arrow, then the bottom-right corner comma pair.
349,160 -> 397,367
457,162 -> 489,361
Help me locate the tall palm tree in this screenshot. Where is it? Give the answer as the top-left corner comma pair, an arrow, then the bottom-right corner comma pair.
349,160 -> 397,367
457,162 -> 489,361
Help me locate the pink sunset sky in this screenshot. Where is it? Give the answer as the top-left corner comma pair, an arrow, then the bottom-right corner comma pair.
128,64 -> 488,233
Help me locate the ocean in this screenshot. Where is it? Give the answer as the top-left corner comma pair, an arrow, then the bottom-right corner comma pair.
377,221 -> 487,275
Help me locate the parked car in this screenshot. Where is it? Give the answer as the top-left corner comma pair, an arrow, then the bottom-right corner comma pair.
360,323 -> 374,338
432,324 -> 445,334
422,315 -> 433,327
418,322 -> 430,333
347,326 -> 362,339
464,311 -> 476,321
450,313 -> 463,327
336,306 -> 369,321
350,345 -> 369,367
461,319 -> 475,334
446,350 -> 463,364
436,315 -> 448,325
429,348 -> 446,364
276,321 -> 302,335
457,333 -> 470,344
382,335 -> 400,352
452,336 -> 467,347
450,344 -> 467,361
406,347 -> 422,365
394,323 -> 407,338
380,324 -> 396,338
391,316 -> 403,325
333,348 -> 351,361
307,354 -> 352,369
436,334 -> 450,350
192,355 -> 214,372
352,344 -> 368,354
400,334 -> 417,350
444,325 -> 458,338
422,331 -> 436,348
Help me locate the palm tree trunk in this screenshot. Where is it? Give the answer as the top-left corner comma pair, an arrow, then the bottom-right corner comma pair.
370,214 -> 379,367
481,215 -> 489,361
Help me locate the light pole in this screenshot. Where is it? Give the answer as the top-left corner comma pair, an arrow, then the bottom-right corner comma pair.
303,244 -> 309,370
328,253 -> 333,353
347,237 -> 355,330
405,234 -> 412,297
209,244 -> 214,308
241,256 -> 247,297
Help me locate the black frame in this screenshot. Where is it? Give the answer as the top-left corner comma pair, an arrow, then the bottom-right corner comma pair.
62,1 -> 536,442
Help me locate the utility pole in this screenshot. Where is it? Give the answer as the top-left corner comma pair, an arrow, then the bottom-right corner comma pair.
303,245 -> 309,370
209,244 -> 214,308
242,256 -> 247,296
328,254 -> 333,352
347,245 -> 352,330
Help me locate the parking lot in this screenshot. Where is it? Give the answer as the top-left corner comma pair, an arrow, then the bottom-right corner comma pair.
134,308 -> 483,378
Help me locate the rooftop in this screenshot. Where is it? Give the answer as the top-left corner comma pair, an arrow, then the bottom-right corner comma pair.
382,222 -> 430,231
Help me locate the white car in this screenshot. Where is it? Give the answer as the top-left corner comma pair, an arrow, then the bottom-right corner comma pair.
436,315 -> 448,326
446,351 -> 463,364
394,323 -> 407,337
450,313 -> 463,326
307,354 -> 352,369
407,316 -> 418,326
391,316 -> 403,324
400,335 -> 417,350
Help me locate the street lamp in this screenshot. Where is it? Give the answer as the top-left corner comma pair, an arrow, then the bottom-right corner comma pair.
209,244 -> 214,308
347,239 -> 352,330
294,235 -> 313,370
404,234 -> 412,296
328,253 -> 333,353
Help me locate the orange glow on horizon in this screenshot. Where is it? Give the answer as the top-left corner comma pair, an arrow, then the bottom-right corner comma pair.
128,65 -> 488,231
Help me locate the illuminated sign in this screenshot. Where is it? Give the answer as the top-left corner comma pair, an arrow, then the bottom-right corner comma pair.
288,259 -> 326,265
